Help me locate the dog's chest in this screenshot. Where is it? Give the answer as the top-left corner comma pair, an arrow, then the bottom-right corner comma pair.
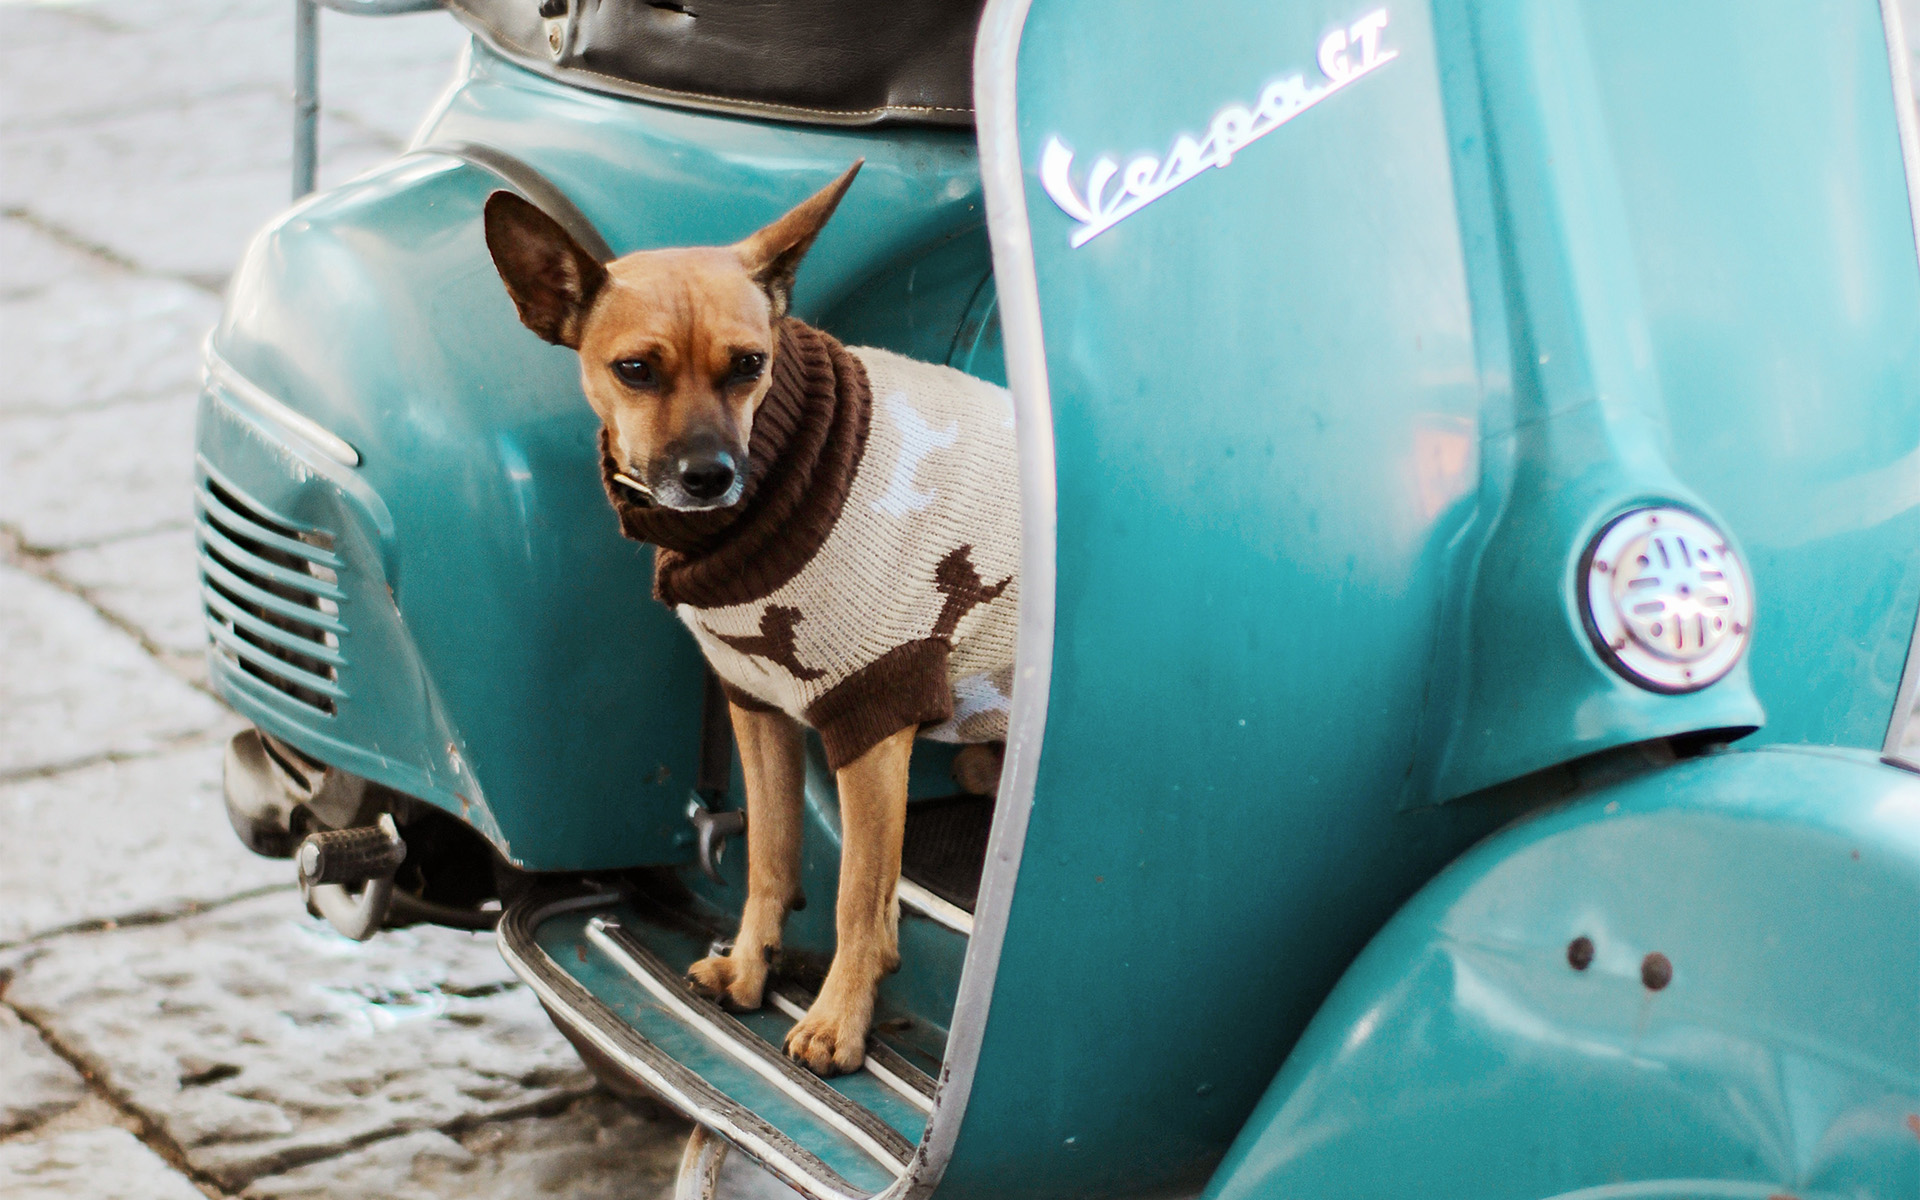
680,346 -> 1020,743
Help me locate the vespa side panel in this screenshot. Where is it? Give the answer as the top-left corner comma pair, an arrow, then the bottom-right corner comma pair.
1202,746 -> 1920,1199
956,4 -> 1520,1195
964,0 -> 1917,1193
206,45 -> 991,870
1579,2 -> 1920,749
1194,11 -> 1920,1194
1409,0 -> 1920,779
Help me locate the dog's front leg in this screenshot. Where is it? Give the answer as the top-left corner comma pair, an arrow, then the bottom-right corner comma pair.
687,704 -> 806,1010
784,724 -> 913,1075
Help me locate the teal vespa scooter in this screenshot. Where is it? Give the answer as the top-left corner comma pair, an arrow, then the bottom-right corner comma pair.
198,1 -> 1920,1196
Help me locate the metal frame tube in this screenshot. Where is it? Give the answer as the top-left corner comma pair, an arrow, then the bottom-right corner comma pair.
291,0 -> 442,199
292,0 -> 319,198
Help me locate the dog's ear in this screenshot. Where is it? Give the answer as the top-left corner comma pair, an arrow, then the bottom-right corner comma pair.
483,191 -> 607,349
734,160 -> 862,319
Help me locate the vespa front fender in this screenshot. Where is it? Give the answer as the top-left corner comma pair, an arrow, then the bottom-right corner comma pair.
1204,746 -> 1920,1200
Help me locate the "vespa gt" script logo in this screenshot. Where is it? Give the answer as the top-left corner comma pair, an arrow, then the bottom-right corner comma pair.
1039,9 -> 1399,247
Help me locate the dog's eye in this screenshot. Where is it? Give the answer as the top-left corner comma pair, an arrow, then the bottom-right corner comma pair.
612,359 -> 656,388
729,353 -> 766,383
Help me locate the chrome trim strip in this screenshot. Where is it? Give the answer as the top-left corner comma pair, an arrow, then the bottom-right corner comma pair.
1881,0 -> 1920,275
1888,644 -> 1920,758
585,918 -> 915,1174
1880,0 -> 1920,755
497,893 -> 868,1200
887,2 -> 1057,1196
895,878 -> 973,937
203,340 -> 362,468
766,985 -> 937,1114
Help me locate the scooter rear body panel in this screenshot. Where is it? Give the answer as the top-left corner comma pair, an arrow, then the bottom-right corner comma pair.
950,0 -> 1920,1195
1202,745 -> 1920,1199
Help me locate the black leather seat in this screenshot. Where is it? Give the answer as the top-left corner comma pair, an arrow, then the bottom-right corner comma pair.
448,0 -> 988,126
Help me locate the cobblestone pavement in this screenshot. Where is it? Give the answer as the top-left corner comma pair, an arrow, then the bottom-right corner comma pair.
0,2 -> 708,1195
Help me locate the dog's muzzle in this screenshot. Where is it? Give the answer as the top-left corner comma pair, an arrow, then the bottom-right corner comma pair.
677,448 -> 738,503
640,434 -> 748,511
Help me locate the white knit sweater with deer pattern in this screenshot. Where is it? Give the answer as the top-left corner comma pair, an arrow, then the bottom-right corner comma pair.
601,320 -> 1019,769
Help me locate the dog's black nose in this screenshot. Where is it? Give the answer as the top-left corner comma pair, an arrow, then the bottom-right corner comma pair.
678,450 -> 737,501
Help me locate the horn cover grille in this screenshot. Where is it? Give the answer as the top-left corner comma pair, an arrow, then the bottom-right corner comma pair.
1583,507 -> 1753,693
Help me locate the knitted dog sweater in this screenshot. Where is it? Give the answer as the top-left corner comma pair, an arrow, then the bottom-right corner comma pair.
602,320 -> 1020,770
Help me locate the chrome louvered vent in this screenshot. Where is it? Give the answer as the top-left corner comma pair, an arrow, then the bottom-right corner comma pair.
196,477 -> 347,716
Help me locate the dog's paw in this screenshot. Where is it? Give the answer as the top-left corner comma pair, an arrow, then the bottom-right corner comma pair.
951,742 -> 1004,798
783,998 -> 869,1076
687,953 -> 767,1010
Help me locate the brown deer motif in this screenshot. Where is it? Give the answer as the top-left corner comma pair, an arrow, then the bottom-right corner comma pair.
932,545 -> 1013,643
707,605 -> 827,681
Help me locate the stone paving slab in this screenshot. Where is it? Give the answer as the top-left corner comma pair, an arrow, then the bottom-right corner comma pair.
0,1126 -> 208,1200
0,213 -> 111,300
0,7 -> 463,287
0,88 -> 394,286
0,1006 -> 90,1136
0,0 -> 94,53
0,8 -> 285,136
30,0 -> 296,35
0,890 -> 595,1189
0,740 -> 284,948
0,564 -> 227,778
316,9 -> 471,148
50,527 -> 208,659
241,1091 -> 693,1200
0,395 -> 198,550
0,0 -> 460,137
0,275 -> 220,415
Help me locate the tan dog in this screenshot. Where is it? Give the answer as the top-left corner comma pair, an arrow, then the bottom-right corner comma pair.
484,164 -> 1012,1076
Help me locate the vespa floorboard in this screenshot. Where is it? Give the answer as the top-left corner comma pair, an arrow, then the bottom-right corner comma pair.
501,880 -> 961,1198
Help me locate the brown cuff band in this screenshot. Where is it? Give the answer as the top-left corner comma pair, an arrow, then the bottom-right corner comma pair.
719,680 -> 780,713
805,639 -> 951,770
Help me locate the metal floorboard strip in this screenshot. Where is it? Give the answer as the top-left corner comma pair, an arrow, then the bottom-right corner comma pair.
496,893 -> 873,1200
586,917 -> 917,1172
766,984 -> 937,1112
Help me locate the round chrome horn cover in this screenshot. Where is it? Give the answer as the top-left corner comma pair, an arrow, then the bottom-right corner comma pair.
1583,507 -> 1753,693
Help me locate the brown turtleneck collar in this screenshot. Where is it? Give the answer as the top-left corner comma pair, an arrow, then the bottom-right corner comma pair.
599,319 -> 873,609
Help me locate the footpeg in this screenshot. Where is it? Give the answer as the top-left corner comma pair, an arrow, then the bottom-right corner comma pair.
687,801 -> 745,886
297,814 -> 406,886
298,815 -> 405,942
686,669 -> 744,886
